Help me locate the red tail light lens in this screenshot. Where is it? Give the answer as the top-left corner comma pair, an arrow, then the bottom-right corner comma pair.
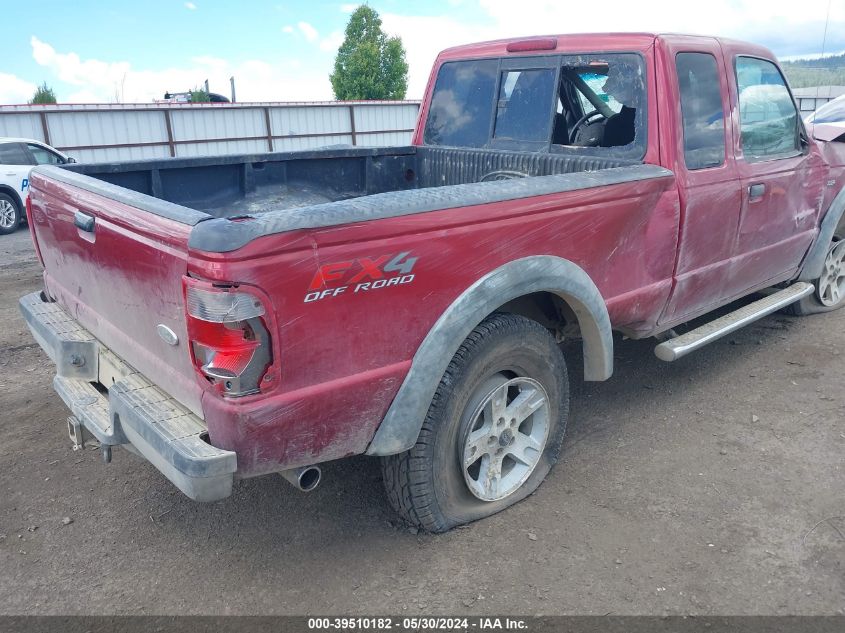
183,277 -> 273,397
25,196 -> 46,267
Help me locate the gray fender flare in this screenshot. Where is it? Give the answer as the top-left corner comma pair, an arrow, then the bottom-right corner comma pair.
799,186 -> 845,282
366,255 -> 613,456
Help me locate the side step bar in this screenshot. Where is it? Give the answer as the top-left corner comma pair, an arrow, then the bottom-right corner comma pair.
654,282 -> 814,362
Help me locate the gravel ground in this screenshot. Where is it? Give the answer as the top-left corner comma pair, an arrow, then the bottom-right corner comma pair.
1,228 -> 843,615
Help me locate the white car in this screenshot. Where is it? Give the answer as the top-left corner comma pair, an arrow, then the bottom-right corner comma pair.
0,138 -> 75,235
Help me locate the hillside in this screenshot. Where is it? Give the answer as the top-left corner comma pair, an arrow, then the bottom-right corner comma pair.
781,52 -> 845,88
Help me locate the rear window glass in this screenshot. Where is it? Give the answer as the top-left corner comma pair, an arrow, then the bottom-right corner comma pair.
493,68 -> 556,143
0,143 -> 32,166
423,59 -> 498,148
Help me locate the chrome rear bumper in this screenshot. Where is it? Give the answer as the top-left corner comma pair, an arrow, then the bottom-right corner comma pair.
19,292 -> 236,502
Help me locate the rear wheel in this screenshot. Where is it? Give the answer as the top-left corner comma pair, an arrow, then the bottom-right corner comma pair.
0,194 -> 21,235
787,226 -> 845,316
381,313 -> 569,533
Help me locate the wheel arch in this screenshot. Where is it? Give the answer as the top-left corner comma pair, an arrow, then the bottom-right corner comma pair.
366,255 -> 613,456
799,185 -> 845,282
0,185 -> 24,211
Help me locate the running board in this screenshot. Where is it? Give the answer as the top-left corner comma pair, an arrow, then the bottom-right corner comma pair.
654,282 -> 814,362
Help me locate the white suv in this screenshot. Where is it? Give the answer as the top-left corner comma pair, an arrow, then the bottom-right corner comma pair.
0,138 -> 74,235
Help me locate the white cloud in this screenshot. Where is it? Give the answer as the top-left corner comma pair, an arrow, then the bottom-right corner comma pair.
474,0 -> 845,53
29,37 -> 333,102
381,12 -> 494,98
67,89 -> 105,103
319,30 -> 344,53
22,1 -> 845,106
378,0 -> 845,98
185,2 -> 197,9
0,72 -> 36,105
32,36 -> 131,88
298,21 -> 319,42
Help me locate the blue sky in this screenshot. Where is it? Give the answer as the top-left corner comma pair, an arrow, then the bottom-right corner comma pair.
2,0 -> 843,104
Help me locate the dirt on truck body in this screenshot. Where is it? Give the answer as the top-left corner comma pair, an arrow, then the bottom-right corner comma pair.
19,32 -> 845,532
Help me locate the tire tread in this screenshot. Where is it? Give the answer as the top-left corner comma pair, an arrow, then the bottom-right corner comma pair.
381,313 -> 562,533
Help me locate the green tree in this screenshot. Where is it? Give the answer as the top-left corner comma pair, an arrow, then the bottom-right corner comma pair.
189,87 -> 211,103
330,5 -> 409,100
29,82 -> 57,105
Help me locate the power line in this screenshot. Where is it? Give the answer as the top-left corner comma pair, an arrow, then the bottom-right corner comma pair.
817,0 -> 833,99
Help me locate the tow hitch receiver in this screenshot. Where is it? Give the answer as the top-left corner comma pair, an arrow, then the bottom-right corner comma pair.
67,415 -> 94,451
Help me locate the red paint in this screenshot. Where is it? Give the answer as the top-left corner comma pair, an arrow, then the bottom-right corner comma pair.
26,33 -> 844,477
506,38 -> 558,52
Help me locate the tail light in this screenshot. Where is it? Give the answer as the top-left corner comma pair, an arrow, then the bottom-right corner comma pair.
183,277 -> 273,397
25,196 -> 46,268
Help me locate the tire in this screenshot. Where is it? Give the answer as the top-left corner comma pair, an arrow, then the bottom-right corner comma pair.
381,313 -> 569,533
0,193 -> 21,235
786,223 -> 845,316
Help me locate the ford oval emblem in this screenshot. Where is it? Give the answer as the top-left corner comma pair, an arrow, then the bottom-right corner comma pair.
157,324 -> 179,346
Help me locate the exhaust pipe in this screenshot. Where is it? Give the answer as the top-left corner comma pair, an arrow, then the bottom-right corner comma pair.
280,465 -> 322,492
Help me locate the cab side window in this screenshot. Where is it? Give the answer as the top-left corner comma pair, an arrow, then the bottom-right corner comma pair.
0,143 -> 34,166
735,57 -> 801,161
676,53 -> 726,170
27,144 -> 64,165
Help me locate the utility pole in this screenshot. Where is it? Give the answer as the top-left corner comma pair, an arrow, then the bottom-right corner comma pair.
230,76 -> 236,103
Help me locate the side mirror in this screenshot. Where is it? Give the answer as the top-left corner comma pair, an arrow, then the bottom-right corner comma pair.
66,157 -> 77,164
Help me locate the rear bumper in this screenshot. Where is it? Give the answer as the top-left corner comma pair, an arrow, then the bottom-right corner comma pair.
19,291 -> 237,502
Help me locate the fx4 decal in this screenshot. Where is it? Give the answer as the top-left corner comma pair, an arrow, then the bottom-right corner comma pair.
305,251 -> 417,303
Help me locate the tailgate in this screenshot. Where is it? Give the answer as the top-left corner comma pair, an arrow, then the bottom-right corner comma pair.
27,167 -> 211,416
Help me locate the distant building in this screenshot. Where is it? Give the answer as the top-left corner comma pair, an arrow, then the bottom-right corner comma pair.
792,86 -> 845,113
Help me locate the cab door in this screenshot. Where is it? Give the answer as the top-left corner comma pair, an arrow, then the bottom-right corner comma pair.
658,36 -> 743,324
729,55 -> 823,283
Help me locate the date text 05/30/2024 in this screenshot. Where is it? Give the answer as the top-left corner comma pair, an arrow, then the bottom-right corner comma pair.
307,617 -> 529,630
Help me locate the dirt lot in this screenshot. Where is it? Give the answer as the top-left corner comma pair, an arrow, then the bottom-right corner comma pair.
1,228 -> 843,616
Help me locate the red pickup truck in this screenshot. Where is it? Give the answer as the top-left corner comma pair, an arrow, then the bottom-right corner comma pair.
20,33 -> 845,532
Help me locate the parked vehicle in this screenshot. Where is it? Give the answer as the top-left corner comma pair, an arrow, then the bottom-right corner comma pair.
157,91 -> 231,103
0,138 -> 73,235
20,33 -> 845,532
806,94 -> 845,143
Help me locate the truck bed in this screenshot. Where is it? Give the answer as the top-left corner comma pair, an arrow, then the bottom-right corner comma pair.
63,145 -> 638,219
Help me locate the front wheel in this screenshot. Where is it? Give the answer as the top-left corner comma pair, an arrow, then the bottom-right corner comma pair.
787,228 -> 845,316
381,313 -> 569,533
0,194 -> 21,235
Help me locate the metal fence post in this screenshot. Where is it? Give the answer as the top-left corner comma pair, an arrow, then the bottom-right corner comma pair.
348,105 -> 357,146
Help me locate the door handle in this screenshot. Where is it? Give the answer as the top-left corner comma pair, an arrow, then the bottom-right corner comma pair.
73,211 -> 95,233
748,183 -> 766,200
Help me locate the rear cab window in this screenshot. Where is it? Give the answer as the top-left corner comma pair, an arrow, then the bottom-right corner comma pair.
494,68 -> 557,144
423,52 -> 647,160
423,59 -> 498,148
